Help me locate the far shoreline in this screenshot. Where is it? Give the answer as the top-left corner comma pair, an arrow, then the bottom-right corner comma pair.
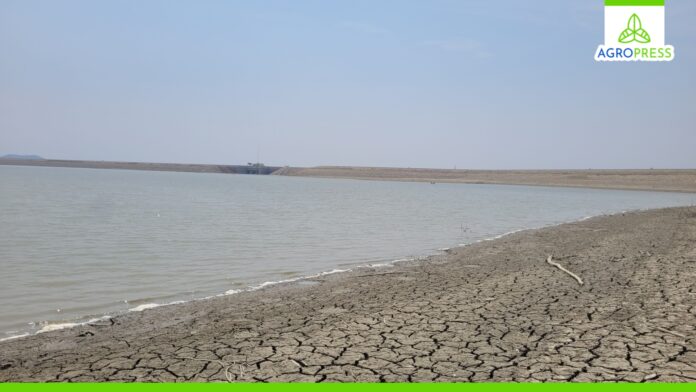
3,158 -> 696,194
276,166 -> 696,194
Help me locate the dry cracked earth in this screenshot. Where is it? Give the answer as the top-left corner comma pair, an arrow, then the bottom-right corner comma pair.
1,207 -> 696,382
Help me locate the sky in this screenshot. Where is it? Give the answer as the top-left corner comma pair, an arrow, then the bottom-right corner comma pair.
1,0 -> 695,169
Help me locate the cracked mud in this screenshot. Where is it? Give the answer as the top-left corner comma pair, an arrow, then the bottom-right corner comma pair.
1,207 -> 696,382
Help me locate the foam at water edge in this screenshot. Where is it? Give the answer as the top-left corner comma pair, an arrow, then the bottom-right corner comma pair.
30,315 -> 115,336
128,303 -> 161,312
246,268 -> 350,292
37,323 -> 80,333
367,261 -> 399,268
87,315 -> 113,324
128,300 -> 186,312
0,333 -> 30,342
487,228 -> 526,241
216,269 -> 353,298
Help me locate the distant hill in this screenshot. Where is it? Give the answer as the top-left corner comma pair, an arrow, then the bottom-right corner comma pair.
1,154 -> 44,160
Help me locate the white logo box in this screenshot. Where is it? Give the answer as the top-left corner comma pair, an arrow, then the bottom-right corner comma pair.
604,5 -> 665,46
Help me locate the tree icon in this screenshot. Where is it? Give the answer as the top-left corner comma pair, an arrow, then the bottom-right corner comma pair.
618,14 -> 651,44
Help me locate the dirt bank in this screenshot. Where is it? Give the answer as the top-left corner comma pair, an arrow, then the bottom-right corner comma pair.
276,167 -> 696,193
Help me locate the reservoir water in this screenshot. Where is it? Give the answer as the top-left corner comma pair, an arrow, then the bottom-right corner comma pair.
1,165 -> 695,339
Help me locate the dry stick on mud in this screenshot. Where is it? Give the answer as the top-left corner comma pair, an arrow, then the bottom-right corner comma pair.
656,326 -> 687,338
546,255 -> 584,285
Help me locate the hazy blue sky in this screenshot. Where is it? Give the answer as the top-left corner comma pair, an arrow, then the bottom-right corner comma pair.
1,0 -> 695,169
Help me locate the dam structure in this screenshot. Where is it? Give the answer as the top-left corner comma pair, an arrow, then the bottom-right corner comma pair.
0,158 -> 282,175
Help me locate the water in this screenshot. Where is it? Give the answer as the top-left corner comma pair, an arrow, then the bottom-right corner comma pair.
1,165 -> 695,339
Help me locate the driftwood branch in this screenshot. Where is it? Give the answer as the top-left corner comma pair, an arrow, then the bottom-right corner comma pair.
656,326 -> 686,338
546,255 -> 584,286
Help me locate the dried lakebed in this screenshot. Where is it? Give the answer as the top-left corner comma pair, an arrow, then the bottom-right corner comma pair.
1,207 -> 695,382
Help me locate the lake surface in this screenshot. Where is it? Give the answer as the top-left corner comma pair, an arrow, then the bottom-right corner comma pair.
1,165 -> 695,339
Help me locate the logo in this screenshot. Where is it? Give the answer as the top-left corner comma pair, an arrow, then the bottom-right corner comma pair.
618,14 -> 650,43
595,0 -> 674,62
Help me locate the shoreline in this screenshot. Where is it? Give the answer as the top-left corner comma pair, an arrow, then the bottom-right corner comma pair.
0,159 -> 281,175
3,161 -> 696,193
2,206 -> 695,381
276,167 -> 696,194
281,174 -> 696,195
0,210 -> 611,344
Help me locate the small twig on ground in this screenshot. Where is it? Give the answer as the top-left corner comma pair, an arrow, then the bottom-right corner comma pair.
546,255 -> 584,285
290,359 -> 302,368
656,327 -> 686,338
